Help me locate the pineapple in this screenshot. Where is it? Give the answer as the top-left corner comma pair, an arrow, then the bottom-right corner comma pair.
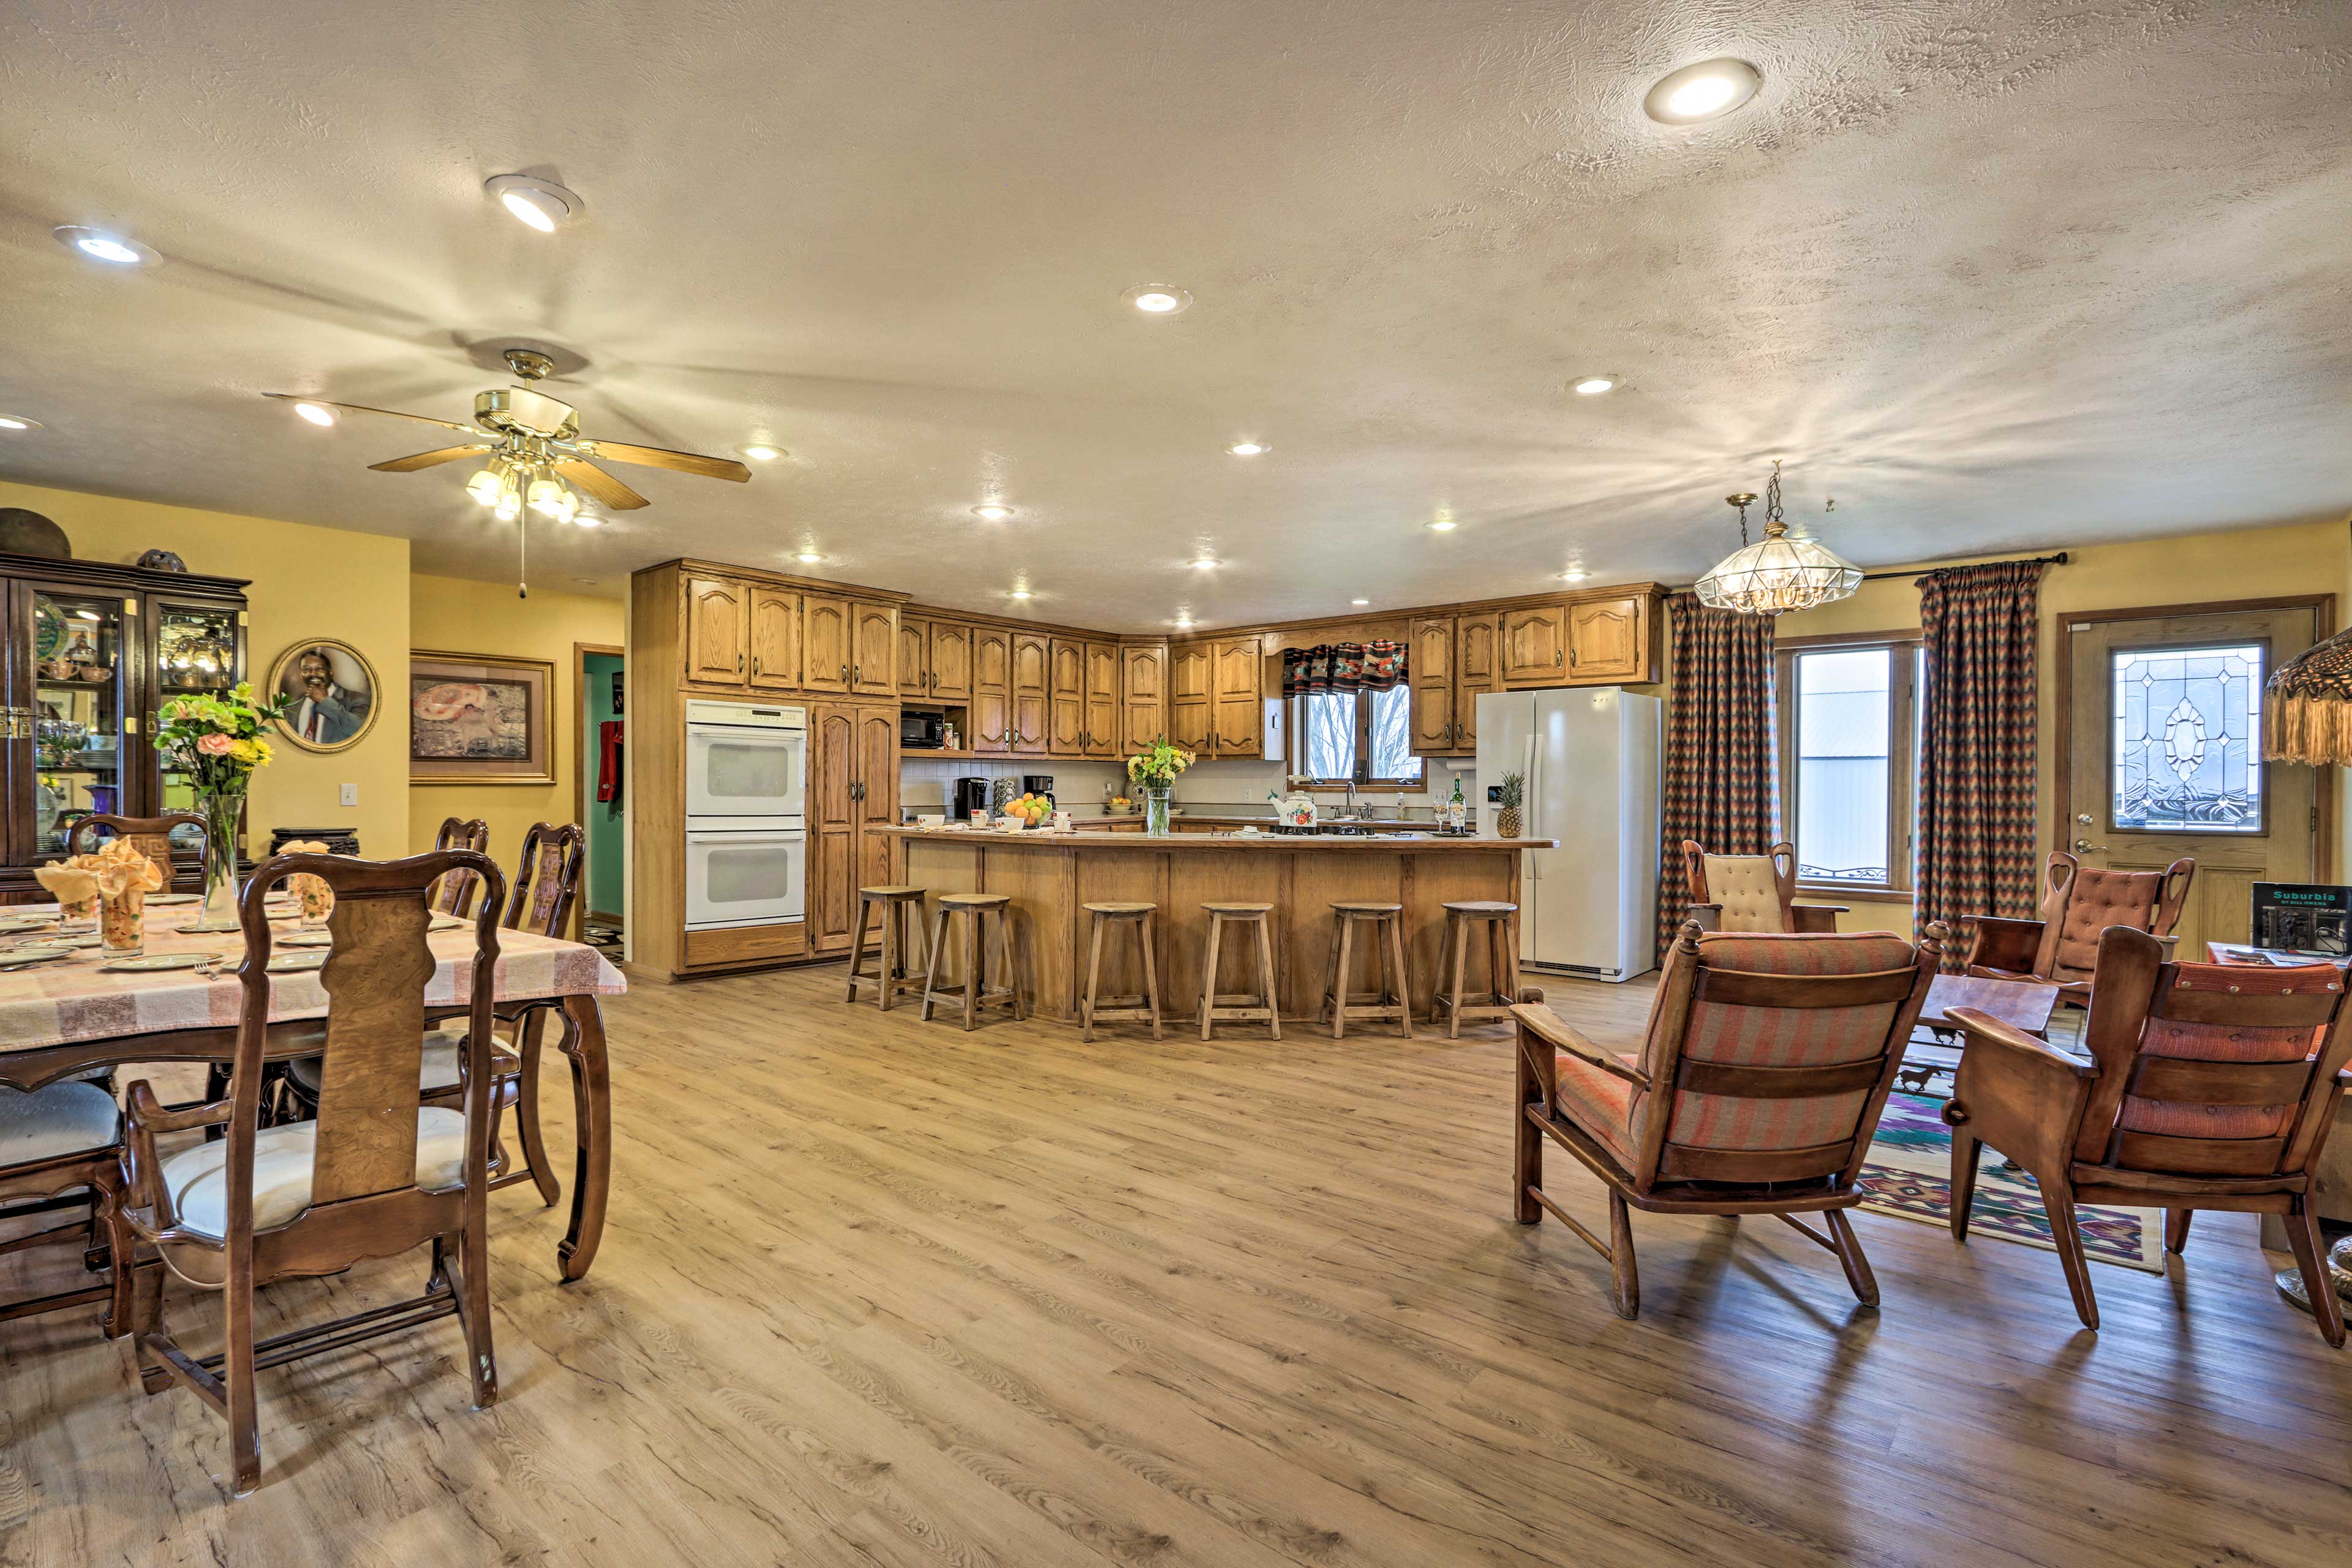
1496,771 -> 1525,839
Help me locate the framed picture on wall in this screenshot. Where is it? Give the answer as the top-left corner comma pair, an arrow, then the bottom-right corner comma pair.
409,650 -> 555,784
268,638 -> 382,753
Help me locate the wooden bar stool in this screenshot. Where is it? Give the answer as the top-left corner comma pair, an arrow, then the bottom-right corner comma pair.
1080,903 -> 1162,1042
921,892 -> 1023,1031
845,885 -> 931,1011
1319,902 -> 1415,1039
1433,899 -> 1518,1037
1197,903 -> 1280,1041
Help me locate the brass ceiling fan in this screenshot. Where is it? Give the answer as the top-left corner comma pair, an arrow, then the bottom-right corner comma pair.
266,348 -> 753,596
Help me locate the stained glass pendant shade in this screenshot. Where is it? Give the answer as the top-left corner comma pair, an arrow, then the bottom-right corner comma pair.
2263,627 -> 2352,766
1694,461 -> 1863,616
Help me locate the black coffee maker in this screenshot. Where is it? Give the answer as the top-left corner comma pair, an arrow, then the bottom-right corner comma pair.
1022,774 -> 1054,803
952,777 -> 991,820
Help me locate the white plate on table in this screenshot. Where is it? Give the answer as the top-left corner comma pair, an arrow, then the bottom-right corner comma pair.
0,915 -> 56,933
146,893 -> 203,907
0,945 -> 76,968
278,930 -> 333,948
266,951 -> 326,973
98,952 -> 214,973
429,914 -> 464,931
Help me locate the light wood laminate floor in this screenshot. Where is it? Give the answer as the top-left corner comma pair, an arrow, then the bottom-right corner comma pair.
4,963 -> 2349,1567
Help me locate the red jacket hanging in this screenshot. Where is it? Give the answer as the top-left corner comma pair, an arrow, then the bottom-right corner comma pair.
596,719 -> 624,803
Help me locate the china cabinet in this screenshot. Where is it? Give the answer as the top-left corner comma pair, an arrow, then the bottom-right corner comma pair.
1,551 -> 251,899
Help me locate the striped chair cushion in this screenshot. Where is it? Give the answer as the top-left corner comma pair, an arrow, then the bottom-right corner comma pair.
1549,1051 -> 1645,1169
2116,963 -> 2335,1141
1651,932 -> 1912,1152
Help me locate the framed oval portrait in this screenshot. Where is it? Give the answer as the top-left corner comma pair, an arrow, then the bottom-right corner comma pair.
268,638 -> 380,753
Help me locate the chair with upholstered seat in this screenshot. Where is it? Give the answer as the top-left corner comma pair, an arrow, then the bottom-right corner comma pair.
118,846 -> 505,1494
1944,925 -> 2349,1343
1965,849 -> 2193,1007
1679,840 -> 1842,933
0,1081 -> 135,1335
1513,920 -> 1940,1319
426,816 -> 491,917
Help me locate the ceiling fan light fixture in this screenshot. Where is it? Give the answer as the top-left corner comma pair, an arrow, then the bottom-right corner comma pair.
466,466 -> 503,505
1644,58 -> 1762,125
483,174 -> 582,233
292,401 -> 338,427
53,225 -> 160,267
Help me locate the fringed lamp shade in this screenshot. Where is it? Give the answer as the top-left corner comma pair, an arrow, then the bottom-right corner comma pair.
2263,628 -> 2352,766
1694,522 -> 1864,615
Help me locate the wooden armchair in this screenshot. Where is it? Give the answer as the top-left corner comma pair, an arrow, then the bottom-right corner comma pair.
1943,925 -> 2350,1344
1965,850 -> 2193,1006
0,1082 -> 135,1335
427,816 -> 491,916
118,847 -> 505,1495
1680,840 -> 1842,933
1513,921 -> 1940,1318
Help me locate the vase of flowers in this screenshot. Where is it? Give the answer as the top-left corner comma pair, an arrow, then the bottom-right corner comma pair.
1125,736 -> 1194,837
153,683 -> 295,932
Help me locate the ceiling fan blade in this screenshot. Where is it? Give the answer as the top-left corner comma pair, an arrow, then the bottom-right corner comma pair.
579,439 -> 752,483
368,443 -> 492,473
265,392 -> 480,434
556,459 -> 650,510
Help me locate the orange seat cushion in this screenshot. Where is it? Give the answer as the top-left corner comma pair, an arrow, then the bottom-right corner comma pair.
1549,1050 -> 1643,1169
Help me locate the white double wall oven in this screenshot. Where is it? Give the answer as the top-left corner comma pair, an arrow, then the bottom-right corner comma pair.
683,699 -> 808,929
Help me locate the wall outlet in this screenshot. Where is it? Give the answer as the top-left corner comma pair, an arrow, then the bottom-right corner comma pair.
339,783 -> 358,807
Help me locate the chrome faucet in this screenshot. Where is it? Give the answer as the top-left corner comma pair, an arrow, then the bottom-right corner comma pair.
1344,778 -> 1358,817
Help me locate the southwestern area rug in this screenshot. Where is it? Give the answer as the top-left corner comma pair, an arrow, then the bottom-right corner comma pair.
1856,1090 -> 2165,1273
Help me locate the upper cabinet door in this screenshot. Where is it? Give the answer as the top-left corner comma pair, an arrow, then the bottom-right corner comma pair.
897,615 -> 930,697
1010,634 -> 1049,753
1048,638 -> 1085,753
850,601 -> 897,694
801,594 -> 852,692
1120,644 -> 1166,753
1169,699 -> 1212,754
1084,642 -> 1120,757
1169,643 -> 1211,705
685,575 -> 750,685
1212,638 -> 1262,703
929,621 -> 973,701
1456,613 -> 1499,748
1408,616 -> 1457,753
970,627 -> 1012,751
1565,595 -> 1646,683
748,586 -> 801,691
1501,606 -> 1567,687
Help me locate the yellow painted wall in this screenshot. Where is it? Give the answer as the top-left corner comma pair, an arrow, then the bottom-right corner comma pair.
405,575 -> 625,868
1782,516 -> 2352,930
0,479 -> 410,855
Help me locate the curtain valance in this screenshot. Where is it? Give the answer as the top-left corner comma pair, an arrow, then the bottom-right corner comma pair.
1281,641 -> 1406,695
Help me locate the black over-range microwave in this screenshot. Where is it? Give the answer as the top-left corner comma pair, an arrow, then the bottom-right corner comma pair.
900,710 -> 945,749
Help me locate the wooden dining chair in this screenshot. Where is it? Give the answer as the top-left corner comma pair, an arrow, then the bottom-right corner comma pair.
67,811 -> 208,884
1679,840 -> 1843,933
1514,921 -> 1940,1319
1943,925 -> 2350,1343
1965,849 -> 2195,1007
426,817 -> 491,917
282,821 -> 582,1207
118,847 -> 505,1496
0,1081 -> 135,1336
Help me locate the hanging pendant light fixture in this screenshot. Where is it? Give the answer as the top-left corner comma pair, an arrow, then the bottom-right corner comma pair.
1694,459 -> 1863,615
2263,629 -> 2352,766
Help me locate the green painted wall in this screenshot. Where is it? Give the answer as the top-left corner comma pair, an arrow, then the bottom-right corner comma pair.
582,652 -> 625,920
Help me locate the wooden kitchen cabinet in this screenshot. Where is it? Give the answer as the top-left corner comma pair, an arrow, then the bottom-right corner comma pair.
806,701 -> 899,954
1168,642 -> 1212,753
928,620 -> 972,701
1010,633 -> 1049,755
1565,594 -> 1648,682
1501,606 -> 1566,687
971,626 -> 1012,751
1121,643 -> 1166,753
802,594 -> 852,693
1408,616 -> 1456,755
1456,612 -> 1499,748
850,600 -> 897,694
1210,636 -> 1264,757
897,614 -> 929,697
685,574 -> 749,685
747,585 -> 801,691
1084,641 -> 1120,758
1049,638 -> 1086,754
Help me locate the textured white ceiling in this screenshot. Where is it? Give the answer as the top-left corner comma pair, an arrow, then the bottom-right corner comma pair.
1,2 -> 2347,628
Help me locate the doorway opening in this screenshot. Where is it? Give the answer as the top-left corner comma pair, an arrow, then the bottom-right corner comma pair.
576,643 -> 625,949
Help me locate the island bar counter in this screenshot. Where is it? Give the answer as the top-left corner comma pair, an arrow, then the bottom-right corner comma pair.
872,826 -> 1557,1025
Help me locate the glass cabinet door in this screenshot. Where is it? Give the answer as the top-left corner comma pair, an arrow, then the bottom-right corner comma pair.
151,598 -> 246,825
28,589 -> 131,859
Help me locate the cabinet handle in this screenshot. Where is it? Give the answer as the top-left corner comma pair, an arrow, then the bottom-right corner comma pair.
1556,647 -> 1564,667
840,663 -> 849,684
738,653 -> 745,674
1568,646 -> 1577,668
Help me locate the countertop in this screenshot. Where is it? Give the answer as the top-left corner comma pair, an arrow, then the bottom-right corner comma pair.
876,826 -> 1553,851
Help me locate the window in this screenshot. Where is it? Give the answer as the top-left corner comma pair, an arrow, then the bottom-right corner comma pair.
1774,636 -> 1921,892
1292,685 -> 1422,787
2111,643 -> 2264,832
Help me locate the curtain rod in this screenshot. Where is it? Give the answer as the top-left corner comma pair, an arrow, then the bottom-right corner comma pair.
1858,551 -> 2068,584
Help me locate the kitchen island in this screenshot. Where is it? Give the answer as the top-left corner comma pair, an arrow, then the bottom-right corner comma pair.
874,825 -> 1554,1025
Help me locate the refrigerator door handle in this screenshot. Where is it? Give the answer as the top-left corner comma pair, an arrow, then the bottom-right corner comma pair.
1521,732 -> 1539,879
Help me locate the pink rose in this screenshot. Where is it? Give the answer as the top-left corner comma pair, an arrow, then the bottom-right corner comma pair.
197,733 -> 233,755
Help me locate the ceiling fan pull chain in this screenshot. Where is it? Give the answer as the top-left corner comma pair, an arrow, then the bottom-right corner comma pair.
518,511 -> 529,599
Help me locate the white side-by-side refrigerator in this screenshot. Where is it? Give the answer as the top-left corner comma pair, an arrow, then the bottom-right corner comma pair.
1476,688 -> 1662,982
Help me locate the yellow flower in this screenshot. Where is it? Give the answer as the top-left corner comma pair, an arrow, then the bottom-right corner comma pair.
230,738 -> 259,764
252,739 -> 274,766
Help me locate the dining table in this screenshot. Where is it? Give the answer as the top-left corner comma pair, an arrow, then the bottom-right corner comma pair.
0,894 -> 626,1281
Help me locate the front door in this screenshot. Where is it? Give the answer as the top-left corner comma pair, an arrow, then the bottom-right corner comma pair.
2066,602 -> 2327,957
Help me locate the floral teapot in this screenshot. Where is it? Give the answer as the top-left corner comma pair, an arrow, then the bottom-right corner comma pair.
1272,787 -> 1318,829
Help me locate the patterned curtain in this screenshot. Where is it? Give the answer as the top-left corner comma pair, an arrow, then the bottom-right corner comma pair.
1282,641 -> 1405,695
1655,595 -> 1779,959
1917,559 -> 2048,968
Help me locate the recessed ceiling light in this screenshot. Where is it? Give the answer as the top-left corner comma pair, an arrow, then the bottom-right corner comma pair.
1561,570 -> 1589,582
795,550 -> 824,564
1225,440 -> 1269,457
53,226 -> 160,266
743,444 -> 783,462
1175,616 -> 1194,628
1010,588 -> 1033,600
1191,557 -> 1218,570
0,415 -> 41,431
292,401 -> 338,427
1570,375 -> 1619,396
971,503 -> 1014,521
1428,519 -> 1458,532
1123,285 -> 1193,316
483,174 -> 582,233
1644,59 -> 1762,124
1351,598 -> 1369,606
573,578 -> 598,585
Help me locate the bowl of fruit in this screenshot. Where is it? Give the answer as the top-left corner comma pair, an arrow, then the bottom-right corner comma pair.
998,793 -> 1054,830
1106,794 -> 1136,816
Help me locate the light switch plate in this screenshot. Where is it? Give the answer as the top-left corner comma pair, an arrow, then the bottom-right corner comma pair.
339,783 -> 358,807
